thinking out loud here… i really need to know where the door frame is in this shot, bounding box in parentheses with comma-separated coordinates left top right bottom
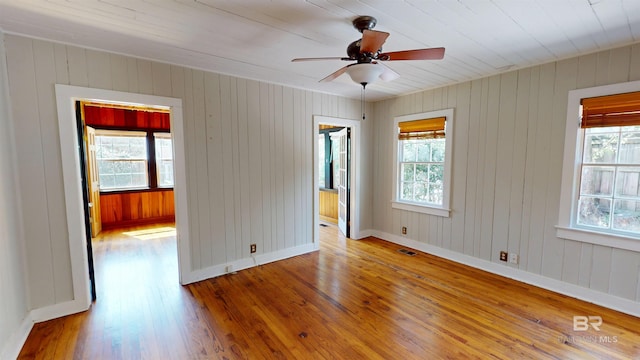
(55, 85, 190, 312)
(313, 115, 361, 245)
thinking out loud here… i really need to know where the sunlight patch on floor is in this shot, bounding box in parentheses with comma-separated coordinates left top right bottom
(122, 227, 176, 240)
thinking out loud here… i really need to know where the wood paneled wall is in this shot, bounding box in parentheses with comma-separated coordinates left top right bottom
(0, 31, 29, 360)
(319, 189, 338, 223)
(100, 190, 175, 229)
(84, 105, 170, 130)
(3, 34, 372, 310)
(372, 44, 640, 303)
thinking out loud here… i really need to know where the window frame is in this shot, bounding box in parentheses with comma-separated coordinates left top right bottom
(392, 108, 454, 217)
(154, 132, 175, 189)
(95, 129, 149, 191)
(318, 127, 344, 191)
(94, 128, 173, 193)
(557, 80, 640, 252)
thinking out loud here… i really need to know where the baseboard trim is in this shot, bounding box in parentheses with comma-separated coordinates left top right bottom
(181, 243, 318, 285)
(372, 230, 640, 318)
(354, 229, 375, 240)
(30, 299, 91, 323)
(1, 313, 33, 360)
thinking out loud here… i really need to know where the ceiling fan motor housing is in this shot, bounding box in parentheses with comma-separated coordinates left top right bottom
(347, 40, 378, 62)
(352, 16, 377, 33)
(347, 40, 382, 62)
(349, 16, 383, 62)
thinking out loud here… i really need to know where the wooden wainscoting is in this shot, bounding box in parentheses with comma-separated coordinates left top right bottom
(319, 188, 338, 223)
(100, 189, 174, 229)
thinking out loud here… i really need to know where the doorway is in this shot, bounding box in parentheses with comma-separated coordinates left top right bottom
(313, 116, 361, 246)
(317, 124, 350, 237)
(75, 100, 178, 300)
(55, 85, 190, 313)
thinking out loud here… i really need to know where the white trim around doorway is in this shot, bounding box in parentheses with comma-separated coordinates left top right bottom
(54, 85, 190, 319)
(313, 115, 362, 247)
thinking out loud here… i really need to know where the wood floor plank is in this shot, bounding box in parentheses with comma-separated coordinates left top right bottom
(18, 222, 640, 359)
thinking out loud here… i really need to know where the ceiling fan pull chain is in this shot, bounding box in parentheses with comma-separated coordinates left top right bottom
(361, 84, 366, 121)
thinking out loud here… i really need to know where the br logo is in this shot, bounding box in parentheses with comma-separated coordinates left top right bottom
(573, 316, 602, 331)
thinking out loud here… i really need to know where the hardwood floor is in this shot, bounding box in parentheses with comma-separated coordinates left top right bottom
(18, 223, 640, 359)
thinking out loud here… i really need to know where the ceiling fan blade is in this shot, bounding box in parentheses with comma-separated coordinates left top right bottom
(380, 47, 445, 61)
(319, 66, 349, 82)
(360, 30, 389, 54)
(373, 61, 400, 81)
(292, 57, 351, 62)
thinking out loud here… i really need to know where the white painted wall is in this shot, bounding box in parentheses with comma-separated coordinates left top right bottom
(3, 34, 372, 312)
(371, 44, 640, 308)
(0, 31, 30, 359)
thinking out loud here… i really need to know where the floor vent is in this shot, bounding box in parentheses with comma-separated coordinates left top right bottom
(398, 249, 417, 256)
(320, 224, 329, 227)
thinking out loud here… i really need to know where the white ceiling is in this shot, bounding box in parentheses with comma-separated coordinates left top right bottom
(0, 0, 638, 101)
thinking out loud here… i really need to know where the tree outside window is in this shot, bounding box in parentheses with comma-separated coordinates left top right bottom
(96, 132, 148, 190)
(95, 129, 173, 191)
(399, 139, 445, 205)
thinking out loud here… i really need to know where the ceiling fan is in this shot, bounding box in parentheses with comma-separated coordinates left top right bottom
(292, 16, 445, 88)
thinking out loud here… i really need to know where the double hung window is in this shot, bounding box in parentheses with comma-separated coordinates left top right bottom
(558, 83, 640, 251)
(96, 131, 148, 190)
(392, 109, 453, 217)
(95, 129, 174, 191)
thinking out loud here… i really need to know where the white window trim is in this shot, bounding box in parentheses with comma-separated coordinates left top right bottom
(154, 132, 175, 188)
(557, 80, 640, 252)
(392, 108, 454, 217)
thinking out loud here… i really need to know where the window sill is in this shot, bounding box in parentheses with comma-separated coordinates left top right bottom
(100, 187, 174, 195)
(392, 201, 450, 217)
(556, 226, 640, 252)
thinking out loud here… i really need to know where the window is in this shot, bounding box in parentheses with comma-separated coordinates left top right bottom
(154, 133, 174, 187)
(318, 127, 344, 190)
(578, 126, 640, 233)
(96, 131, 148, 190)
(558, 81, 640, 252)
(95, 129, 173, 191)
(392, 109, 453, 217)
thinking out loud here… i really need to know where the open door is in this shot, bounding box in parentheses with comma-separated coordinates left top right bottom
(335, 127, 350, 237)
(76, 101, 97, 301)
(85, 126, 102, 237)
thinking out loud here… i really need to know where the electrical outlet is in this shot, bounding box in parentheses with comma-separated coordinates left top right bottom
(250, 244, 257, 253)
(402, 226, 407, 235)
(509, 253, 519, 264)
(499, 251, 508, 262)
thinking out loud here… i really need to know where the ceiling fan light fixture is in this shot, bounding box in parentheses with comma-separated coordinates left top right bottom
(292, 15, 445, 88)
(345, 63, 384, 86)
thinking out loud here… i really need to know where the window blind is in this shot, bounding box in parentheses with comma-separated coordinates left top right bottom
(398, 117, 446, 140)
(581, 91, 640, 128)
